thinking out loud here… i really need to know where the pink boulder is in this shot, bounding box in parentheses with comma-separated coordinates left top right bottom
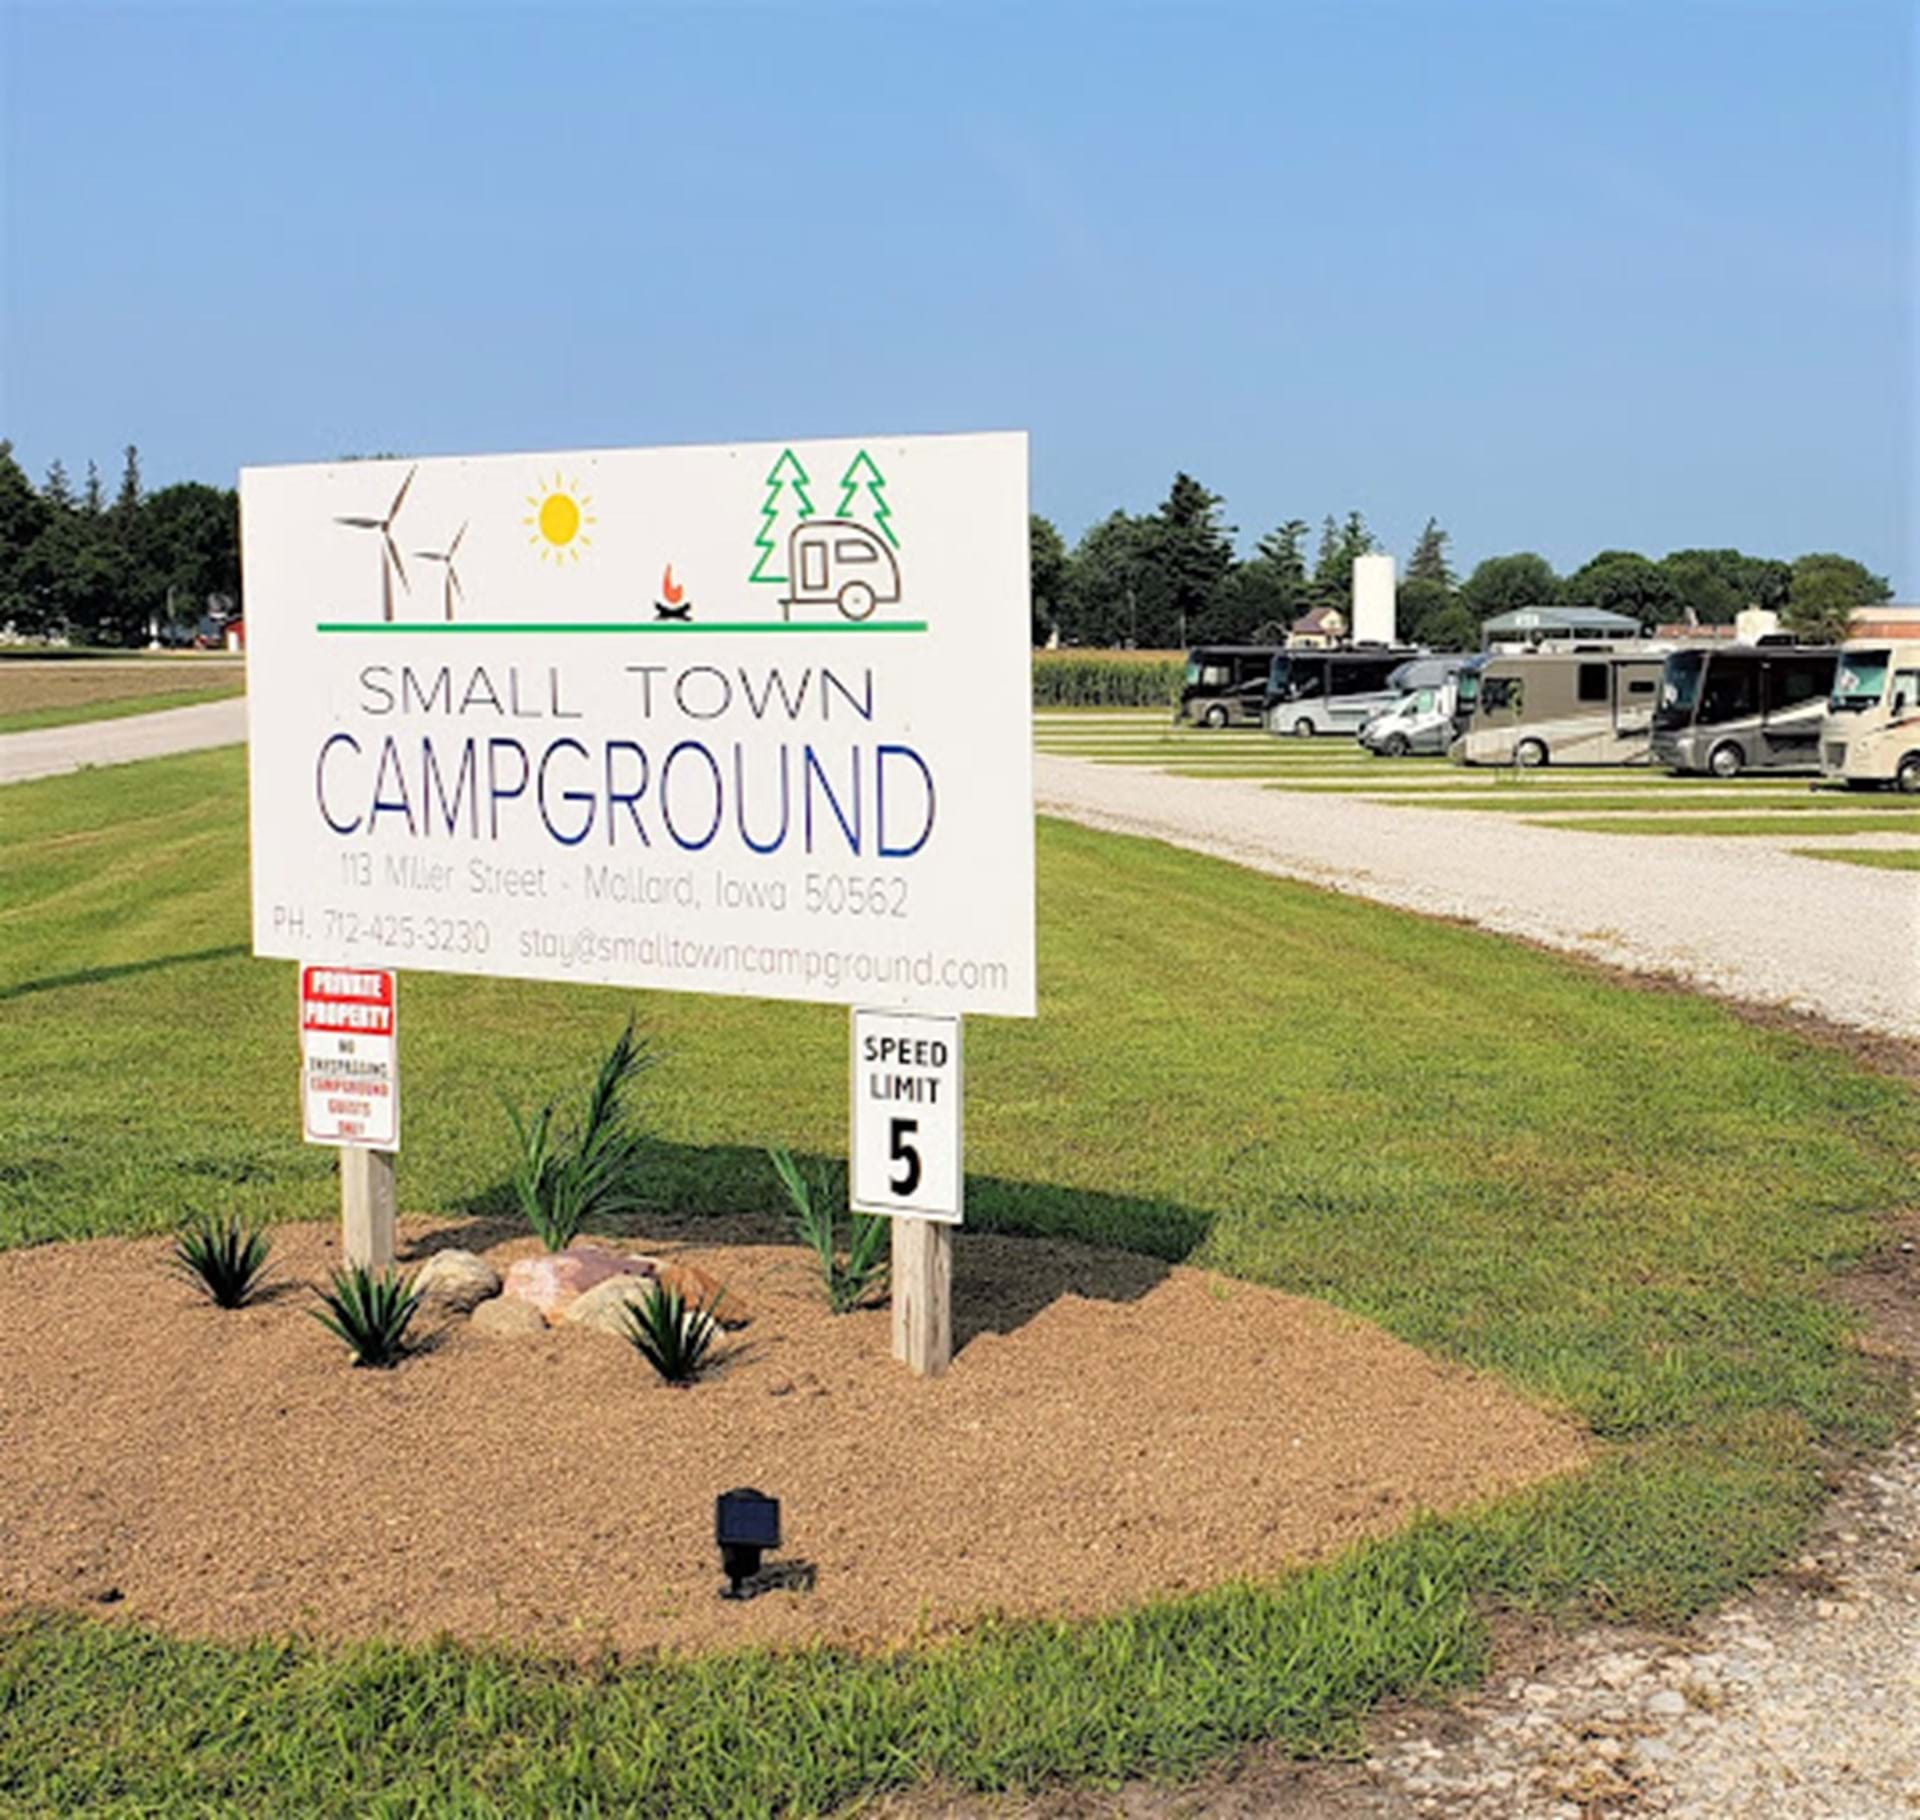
(501, 1246, 655, 1323)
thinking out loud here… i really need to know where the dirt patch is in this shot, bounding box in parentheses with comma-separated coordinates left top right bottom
(0, 1218, 1587, 1660)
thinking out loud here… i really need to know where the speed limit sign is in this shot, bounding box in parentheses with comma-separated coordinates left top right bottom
(850, 1009, 962, 1223)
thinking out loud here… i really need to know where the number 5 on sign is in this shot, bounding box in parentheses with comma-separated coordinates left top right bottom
(850, 1010, 961, 1222)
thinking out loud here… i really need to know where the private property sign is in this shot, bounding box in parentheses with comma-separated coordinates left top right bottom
(242, 435, 1036, 1018)
(301, 966, 398, 1148)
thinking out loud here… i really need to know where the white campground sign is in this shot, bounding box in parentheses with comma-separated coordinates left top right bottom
(242, 434, 1035, 1018)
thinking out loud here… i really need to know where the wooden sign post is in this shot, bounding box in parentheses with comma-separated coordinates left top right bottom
(340, 1146, 397, 1272)
(852, 1009, 962, 1378)
(890, 1218, 953, 1377)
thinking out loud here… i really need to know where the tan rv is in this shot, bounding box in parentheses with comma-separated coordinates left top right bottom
(1450, 648, 1669, 767)
(1819, 639, 1920, 792)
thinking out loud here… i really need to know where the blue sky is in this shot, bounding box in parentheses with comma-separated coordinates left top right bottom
(2, 1, 1912, 587)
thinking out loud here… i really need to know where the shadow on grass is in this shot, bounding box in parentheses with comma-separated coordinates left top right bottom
(0, 944, 250, 1003)
(403, 1137, 1216, 1354)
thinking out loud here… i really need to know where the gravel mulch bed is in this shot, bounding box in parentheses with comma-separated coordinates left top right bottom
(0, 1216, 1586, 1660)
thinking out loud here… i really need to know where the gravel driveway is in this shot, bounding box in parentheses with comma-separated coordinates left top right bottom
(1037, 754, 1920, 1039)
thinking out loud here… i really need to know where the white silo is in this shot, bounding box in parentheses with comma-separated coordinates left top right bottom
(1352, 552, 1396, 645)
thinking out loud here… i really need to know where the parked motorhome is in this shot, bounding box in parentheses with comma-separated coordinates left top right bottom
(1264, 645, 1424, 737)
(1178, 645, 1280, 726)
(1650, 645, 1837, 776)
(1819, 640, 1920, 792)
(1450, 648, 1668, 766)
(1450, 654, 1490, 740)
(1357, 656, 1476, 757)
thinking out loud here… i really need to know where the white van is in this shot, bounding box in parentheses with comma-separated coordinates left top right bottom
(1358, 656, 1474, 758)
(1819, 640, 1920, 792)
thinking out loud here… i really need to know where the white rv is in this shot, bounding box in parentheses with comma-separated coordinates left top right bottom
(1819, 640, 1920, 792)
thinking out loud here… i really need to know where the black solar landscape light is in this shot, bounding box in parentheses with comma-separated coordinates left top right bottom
(715, 1487, 781, 1599)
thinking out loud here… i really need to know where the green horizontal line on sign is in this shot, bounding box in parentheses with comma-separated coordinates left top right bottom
(314, 621, 930, 635)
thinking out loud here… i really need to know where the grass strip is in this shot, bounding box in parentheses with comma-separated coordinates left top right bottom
(1330, 794, 1904, 817)
(0, 684, 244, 735)
(1534, 814, 1920, 837)
(1786, 847, 1920, 871)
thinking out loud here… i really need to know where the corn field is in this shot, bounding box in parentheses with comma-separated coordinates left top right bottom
(1032, 650, 1184, 708)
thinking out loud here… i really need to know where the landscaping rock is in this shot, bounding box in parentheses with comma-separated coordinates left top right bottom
(653, 1261, 751, 1327)
(411, 1248, 501, 1312)
(468, 1296, 548, 1338)
(500, 1246, 654, 1322)
(562, 1274, 659, 1338)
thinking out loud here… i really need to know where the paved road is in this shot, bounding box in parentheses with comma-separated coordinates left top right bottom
(0, 697, 249, 785)
(1037, 753, 1920, 1038)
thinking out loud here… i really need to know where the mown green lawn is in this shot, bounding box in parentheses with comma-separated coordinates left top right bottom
(1348, 793, 1918, 817)
(1789, 847, 1920, 871)
(0, 683, 244, 734)
(2, 745, 1915, 1817)
(1538, 814, 1920, 837)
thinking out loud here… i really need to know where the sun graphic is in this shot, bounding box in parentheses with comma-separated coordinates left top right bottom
(523, 473, 595, 564)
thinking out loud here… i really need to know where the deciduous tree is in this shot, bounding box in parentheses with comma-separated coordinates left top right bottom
(1459, 552, 1559, 620)
(1029, 514, 1068, 645)
(1783, 553, 1891, 644)
(1561, 550, 1682, 630)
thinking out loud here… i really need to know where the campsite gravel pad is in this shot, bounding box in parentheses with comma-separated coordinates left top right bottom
(0, 1217, 1585, 1658)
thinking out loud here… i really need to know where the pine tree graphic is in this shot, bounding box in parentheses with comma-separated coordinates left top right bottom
(749, 448, 815, 585)
(836, 449, 898, 549)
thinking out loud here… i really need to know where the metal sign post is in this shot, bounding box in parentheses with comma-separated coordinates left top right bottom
(851, 1008, 962, 1377)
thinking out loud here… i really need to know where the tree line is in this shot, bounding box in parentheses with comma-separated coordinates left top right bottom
(1031, 473, 1894, 650)
(0, 443, 1893, 650)
(0, 442, 240, 644)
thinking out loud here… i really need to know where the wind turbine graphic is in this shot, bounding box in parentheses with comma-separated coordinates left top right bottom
(414, 522, 468, 622)
(334, 466, 417, 621)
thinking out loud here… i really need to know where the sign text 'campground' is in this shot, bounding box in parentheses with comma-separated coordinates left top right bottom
(243, 435, 1035, 1017)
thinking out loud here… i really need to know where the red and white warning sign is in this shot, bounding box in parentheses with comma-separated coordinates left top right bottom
(300, 966, 399, 1149)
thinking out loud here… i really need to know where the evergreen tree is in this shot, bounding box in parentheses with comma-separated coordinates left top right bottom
(1213, 518, 1312, 641)
(82, 460, 104, 515)
(1258, 519, 1311, 586)
(1131, 472, 1237, 647)
(1406, 517, 1455, 588)
(1312, 515, 1341, 595)
(0, 442, 52, 631)
(43, 459, 74, 511)
(114, 445, 142, 522)
(1310, 510, 1377, 614)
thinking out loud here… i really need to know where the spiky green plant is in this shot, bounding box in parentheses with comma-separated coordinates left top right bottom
(769, 1147, 889, 1314)
(171, 1213, 272, 1308)
(311, 1265, 422, 1369)
(507, 1018, 657, 1251)
(621, 1282, 722, 1385)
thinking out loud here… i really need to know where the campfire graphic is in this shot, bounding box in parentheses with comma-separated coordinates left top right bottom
(655, 564, 692, 622)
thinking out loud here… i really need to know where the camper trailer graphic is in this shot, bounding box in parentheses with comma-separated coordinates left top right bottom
(781, 519, 903, 623)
